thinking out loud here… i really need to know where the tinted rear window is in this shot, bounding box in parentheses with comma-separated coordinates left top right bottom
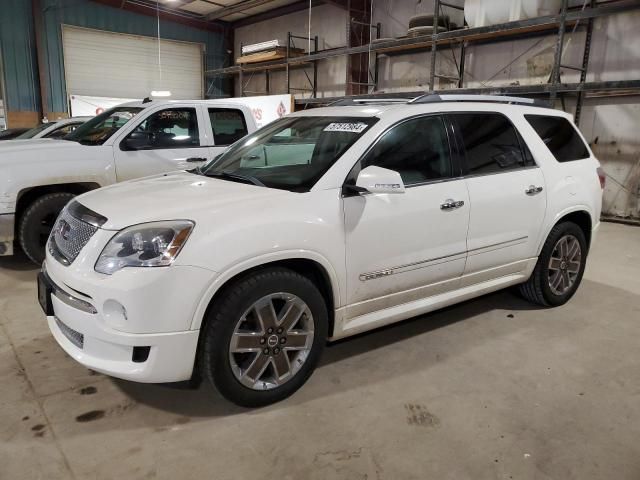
(525, 114, 589, 162)
(452, 113, 533, 175)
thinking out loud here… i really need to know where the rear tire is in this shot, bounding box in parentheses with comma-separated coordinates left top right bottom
(199, 267, 328, 407)
(18, 192, 75, 264)
(518, 221, 587, 307)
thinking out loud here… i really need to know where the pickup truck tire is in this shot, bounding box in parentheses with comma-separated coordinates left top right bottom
(18, 192, 75, 264)
(200, 267, 328, 407)
(518, 221, 587, 307)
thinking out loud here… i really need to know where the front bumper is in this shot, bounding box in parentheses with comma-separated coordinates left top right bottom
(0, 213, 15, 256)
(43, 246, 215, 382)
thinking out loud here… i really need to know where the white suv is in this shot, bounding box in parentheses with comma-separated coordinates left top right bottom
(38, 95, 604, 407)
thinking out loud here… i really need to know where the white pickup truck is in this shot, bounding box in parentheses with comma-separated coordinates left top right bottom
(0, 99, 256, 263)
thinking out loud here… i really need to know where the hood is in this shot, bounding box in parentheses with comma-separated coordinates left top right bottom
(0, 139, 83, 161)
(76, 171, 290, 230)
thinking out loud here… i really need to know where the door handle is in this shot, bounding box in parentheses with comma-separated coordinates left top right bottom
(185, 157, 207, 163)
(440, 199, 465, 210)
(525, 185, 544, 195)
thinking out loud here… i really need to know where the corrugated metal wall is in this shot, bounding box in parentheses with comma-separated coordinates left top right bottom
(0, 0, 230, 119)
(0, 0, 40, 112)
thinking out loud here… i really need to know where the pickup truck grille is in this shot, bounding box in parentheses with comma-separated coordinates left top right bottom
(49, 202, 104, 265)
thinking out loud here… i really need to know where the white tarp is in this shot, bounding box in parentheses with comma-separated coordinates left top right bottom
(69, 94, 137, 117)
(213, 94, 293, 128)
(70, 93, 294, 128)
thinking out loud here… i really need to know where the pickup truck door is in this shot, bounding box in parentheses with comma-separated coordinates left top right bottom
(113, 105, 211, 181)
(205, 107, 251, 163)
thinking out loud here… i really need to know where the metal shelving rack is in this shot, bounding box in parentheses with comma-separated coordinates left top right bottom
(206, 0, 640, 124)
(236, 32, 319, 96)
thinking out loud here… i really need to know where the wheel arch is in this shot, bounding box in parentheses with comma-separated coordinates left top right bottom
(15, 183, 101, 230)
(190, 252, 341, 337)
(539, 207, 594, 254)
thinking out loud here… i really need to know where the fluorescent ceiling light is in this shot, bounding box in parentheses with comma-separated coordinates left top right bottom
(151, 90, 172, 97)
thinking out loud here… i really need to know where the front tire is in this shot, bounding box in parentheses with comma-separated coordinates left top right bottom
(199, 267, 328, 407)
(18, 192, 75, 264)
(519, 221, 588, 306)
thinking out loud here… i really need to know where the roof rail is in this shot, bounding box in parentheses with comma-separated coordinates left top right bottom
(329, 98, 410, 106)
(409, 93, 550, 107)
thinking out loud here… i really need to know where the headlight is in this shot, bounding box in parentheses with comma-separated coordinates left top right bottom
(95, 221, 194, 275)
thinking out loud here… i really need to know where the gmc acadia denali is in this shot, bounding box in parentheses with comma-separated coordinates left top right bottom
(38, 95, 604, 407)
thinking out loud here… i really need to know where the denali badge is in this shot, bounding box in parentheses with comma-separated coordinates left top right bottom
(359, 269, 394, 281)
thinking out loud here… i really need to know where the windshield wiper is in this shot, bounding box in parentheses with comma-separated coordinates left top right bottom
(205, 170, 265, 187)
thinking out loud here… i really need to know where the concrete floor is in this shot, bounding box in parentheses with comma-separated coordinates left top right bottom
(1, 222, 639, 480)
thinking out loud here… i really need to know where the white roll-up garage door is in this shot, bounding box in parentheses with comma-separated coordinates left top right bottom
(62, 25, 203, 100)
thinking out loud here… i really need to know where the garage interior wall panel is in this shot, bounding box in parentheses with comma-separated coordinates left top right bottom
(62, 26, 203, 100)
(0, 0, 40, 116)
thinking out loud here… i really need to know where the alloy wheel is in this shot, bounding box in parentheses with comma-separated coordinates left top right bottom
(229, 293, 314, 390)
(548, 234, 582, 295)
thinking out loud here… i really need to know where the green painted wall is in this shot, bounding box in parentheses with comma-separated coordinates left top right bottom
(0, 0, 41, 112)
(0, 0, 230, 115)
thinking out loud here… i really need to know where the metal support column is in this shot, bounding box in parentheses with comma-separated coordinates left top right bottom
(373, 22, 381, 92)
(286, 32, 291, 94)
(428, 0, 440, 92)
(550, 0, 568, 103)
(313, 35, 319, 97)
(575, 0, 596, 126)
(457, 41, 466, 88)
(265, 69, 270, 95)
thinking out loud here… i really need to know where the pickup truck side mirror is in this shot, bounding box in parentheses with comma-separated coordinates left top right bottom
(122, 132, 154, 151)
(353, 165, 406, 194)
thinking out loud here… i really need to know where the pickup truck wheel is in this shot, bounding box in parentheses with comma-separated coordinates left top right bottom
(200, 267, 328, 407)
(18, 192, 75, 264)
(518, 222, 587, 307)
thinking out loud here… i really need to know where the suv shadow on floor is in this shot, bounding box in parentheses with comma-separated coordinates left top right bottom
(112, 287, 547, 417)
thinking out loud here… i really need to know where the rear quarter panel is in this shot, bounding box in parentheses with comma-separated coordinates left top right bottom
(511, 108, 602, 253)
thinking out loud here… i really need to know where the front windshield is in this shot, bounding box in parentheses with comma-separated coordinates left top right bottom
(16, 123, 52, 139)
(199, 116, 378, 192)
(64, 107, 143, 145)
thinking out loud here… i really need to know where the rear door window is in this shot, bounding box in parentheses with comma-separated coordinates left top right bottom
(209, 108, 248, 146)
(452, 113, 533, 175)
(525, 114, 589, 162)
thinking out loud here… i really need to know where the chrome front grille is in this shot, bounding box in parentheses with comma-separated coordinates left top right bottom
(49, 203, 101, 265)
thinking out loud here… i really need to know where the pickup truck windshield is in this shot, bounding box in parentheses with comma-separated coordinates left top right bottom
(64, 107, 143, 145)
(199, 116, 378, 192)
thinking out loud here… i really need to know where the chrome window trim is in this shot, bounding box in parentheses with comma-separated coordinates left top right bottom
(462, 165, 541, 180)
(342, 110, 544, 196)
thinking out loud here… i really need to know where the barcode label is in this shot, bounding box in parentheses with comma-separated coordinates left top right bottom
(323, 122, 368, 133)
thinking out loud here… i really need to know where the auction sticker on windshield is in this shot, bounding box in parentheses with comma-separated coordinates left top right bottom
(323, 122, 368, 133)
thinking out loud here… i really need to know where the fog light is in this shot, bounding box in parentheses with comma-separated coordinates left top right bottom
(132, 346, 150, 363)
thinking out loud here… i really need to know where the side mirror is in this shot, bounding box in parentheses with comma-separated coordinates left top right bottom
(355, 165, 405, 194)
(122, 132, 153, 151)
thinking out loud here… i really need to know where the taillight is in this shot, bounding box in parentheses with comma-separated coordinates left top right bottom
(597, 166, 606, 189)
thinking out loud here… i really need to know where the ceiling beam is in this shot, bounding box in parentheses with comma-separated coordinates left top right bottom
(206, 0, 283, 21)
(91, 0, 230, 32)
(232, 0, 325, 27)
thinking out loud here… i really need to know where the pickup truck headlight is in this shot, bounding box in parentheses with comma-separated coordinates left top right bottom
(95, 221, 194, 275)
